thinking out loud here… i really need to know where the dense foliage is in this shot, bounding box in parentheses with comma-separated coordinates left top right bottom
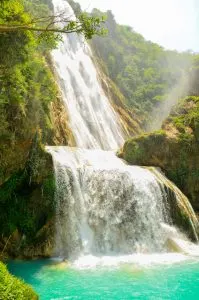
(0, 0, 106, 37)
(0, 262, 38, 299)
(0, 0, 105, 156)
(0, 0, 57, 156)
(0, 1, 58, 292)
(91, 10, 197, 124)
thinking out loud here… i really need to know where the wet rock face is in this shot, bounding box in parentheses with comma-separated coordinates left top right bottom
(0, 140, 57, 259)
(150, 168, 199, 242)
(1, 222, 55, 259)
(0, 90, 74, 259)
(121, 96, 199, 213)
(21, 220, 55, 259)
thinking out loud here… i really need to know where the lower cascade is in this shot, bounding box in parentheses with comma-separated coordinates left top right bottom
(47, 146, 199, 264)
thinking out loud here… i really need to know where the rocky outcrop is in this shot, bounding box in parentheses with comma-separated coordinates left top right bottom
(120, 96, 199, 212)
(50, 96, 75, 146)
(21, 219, 55, 259)
(100, 75, 143, 137)
(150, 168, 199, 241)
(92, 53, 143, 138)
(0, 137, 56, 258)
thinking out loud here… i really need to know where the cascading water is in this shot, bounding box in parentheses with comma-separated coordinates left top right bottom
(47, 147, 171, 259)
(52, 0, 124, 150)
(47, 0, 199, 265)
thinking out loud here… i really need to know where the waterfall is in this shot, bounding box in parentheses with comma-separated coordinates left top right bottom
(47, 0, 199, 264)
(47, 147, 170, 258)
(52, 0, 124, 150)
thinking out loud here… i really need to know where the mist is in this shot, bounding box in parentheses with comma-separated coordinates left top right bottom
(76, 0, 198, 132)
(147, 59, 194, 131)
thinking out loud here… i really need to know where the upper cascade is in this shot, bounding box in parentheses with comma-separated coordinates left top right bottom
(52, 0, 124, 150)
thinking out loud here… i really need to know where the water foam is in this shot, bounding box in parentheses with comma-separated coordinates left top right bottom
(47, 147, 171, 259)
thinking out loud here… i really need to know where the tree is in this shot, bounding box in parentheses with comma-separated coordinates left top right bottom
(0, 13, 106, 39)
(0, 0, 106, 39)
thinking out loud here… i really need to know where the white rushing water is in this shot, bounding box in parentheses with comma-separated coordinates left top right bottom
(52, 0, 124, 150)
(47, 0, 199, 267)
(47, 147, 170, 259)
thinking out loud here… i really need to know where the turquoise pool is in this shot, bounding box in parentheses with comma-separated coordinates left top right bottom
(8, 255, 199, 300)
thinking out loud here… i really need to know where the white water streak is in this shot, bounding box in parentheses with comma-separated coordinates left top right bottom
(47, 147, 170, 259)
(52, 0, 124, 150)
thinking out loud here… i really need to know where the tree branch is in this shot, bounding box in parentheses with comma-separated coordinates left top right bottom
(0, 24, 81, 34)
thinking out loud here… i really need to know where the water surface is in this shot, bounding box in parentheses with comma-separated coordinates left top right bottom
(8, 256, 199, 300)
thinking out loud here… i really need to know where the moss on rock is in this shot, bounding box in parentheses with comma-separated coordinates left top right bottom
(121, 96, 199, 212)
(0, 134, 56, 258)
(90, 51, 143, 138)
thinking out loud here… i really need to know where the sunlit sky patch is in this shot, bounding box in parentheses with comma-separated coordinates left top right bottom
(76, 0, 199, 52)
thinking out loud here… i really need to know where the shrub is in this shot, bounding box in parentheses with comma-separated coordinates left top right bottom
(0, 262, 38, 299)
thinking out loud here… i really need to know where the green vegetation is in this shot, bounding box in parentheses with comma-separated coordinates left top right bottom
(91, 7, 199, 210)
(121, 96, 199, 211)
(0, 262, 38, 299)
(0, 132, 56, 258)
(0, 0, 106, 38)
(0, 0, 107, 183)
(0, 0, 56, 260)
(91, 10, 198, 124)
(0, 166, 55, 240)
(0, 0, 58, 185)
(0, 0, 107, 257)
